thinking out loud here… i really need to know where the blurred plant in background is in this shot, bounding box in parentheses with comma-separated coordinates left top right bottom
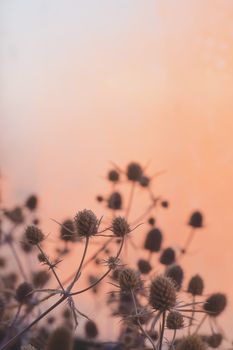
(0, 162, 231, 350)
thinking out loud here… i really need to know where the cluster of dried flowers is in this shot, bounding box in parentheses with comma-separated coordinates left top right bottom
(0, 162, 231, 350)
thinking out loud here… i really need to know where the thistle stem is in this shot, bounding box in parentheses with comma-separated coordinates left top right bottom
(158, 311, 166, 350)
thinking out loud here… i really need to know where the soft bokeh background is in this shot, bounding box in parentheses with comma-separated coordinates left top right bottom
(1, 0, 233, 338)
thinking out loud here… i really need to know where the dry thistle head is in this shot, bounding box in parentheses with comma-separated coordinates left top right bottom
(188, 211, 204, 228)
(148, 217, 156, 226)
(149, 275, 176, 312)
(45, 327, 73, 350)
(188, 274, 204, 296)
(139, 175, 150, 187)
(206, 333, 223, 348)
(159, 247, 176, 265)
(204, 293, 227, 317)
(84, 320, 98, 339)
(108, 169, 120, 182)
(16, 282, 33, 304)
(118, 268, 142, 292)
(60, 219, 75, 242)
(165, 264, 184, 291)
(177, 335, 207, 350)
(25, 225, 44, 245)
(112, 216, 130, 237)
(74, 209, 98, 237)
(25, 195, 38, 211)
(161, 200, 169, 208)
(144, 228, 163, 252)
(166, 311, 184, 330)
(107, 192, 122, 210)
(4, 206, 24, 224)
(126, 162, 143, 181)
(137, 259, 152, 275)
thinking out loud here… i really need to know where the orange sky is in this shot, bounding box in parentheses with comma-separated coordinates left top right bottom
(1, 0, 233, 338)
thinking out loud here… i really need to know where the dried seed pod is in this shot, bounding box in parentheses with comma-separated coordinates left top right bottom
(74, 209, 98, 237)
(126, 162, 143, 181)
(32, 270, 50, 288)
(25, 226, 44, 245)
(16, 282, 33, 304)
(45, 327, 73, 350)
(149, 275, 176, 312)
(96, 195, 104, 202)
(21, 239, 33, 253)
(159, 247, 176, 265)
(204, 293, 227, 317)
(118, 268, 142, 292)
(165, 264, 184, 291)
(166, 311, 184, 330)
(148, 217, 156, 226)
(139, 175, 150, 187)
(112, 217, 130, 237)
(206, 333, 223, 348)
(108, 169, 120, 182)
(60, 219, 75, 242)
(177, 335, 207, 350)
(188, 211, 203, 228)
(137, 259, 152, 275)
(25, 195, 38, 211)
(84, 320, 98, 339)
(161, 200, 169, 208)
(188, 275, 204, 296)
(4, 207, 24, 224)
(107, 192, 122, 210)
(144, 228, 163, 252)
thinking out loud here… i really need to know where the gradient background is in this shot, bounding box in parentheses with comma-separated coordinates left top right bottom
(1, 0, 233, 338)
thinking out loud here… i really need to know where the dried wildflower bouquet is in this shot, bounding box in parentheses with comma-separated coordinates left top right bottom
(0, 162, 230, 350)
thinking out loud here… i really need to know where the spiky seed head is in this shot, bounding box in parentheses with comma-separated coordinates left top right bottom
(206, 333, 223, 348)
(112, 217, 130, 237)
(32, 271, 50, 288)
(204, 293, 227, 317)
(177, 335, 207, 350)
(166, 311, 184, 330)
(21, 239, 33, 253)
(144, 228, 163, 252)
(148, 217, 156, 226)
(137, 259, 152, 275)
(107, 192, 122, 210)
(60, 219, 75, 242)
(118, 268, 142, 292)
(4, 207, 24, 224)
(25, 226, 44, 245)
(74, 209, 98, 237)
(149, 275, 176, 311)
(108, 169, 120, 182)
(46, 327, 73, 350)
(37, 252, 47, 263)
(25, 195, 38, 211)
(16, 282, 33, 304)
(159, 247, 176, 265)
(188, 211, 204, 228)
(161, 200, 169, 208)
(139, 175, 150, 187)
(84, 320, 98, 339)
(126, 162, 143, 181)
(165, 264, 184, 291)
(188, 275, 204, 296)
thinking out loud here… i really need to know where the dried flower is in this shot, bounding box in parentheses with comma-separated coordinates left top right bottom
(165, 264, 184, 291)
(148, 217, 156, 226)
(159, 247, 176, 265)
(25, 226, 44, 245)
(161, 200, 169, 208)
(118, 268, 142, 292)
(137, 259, 152, 274)
(177, 335, 207, 350)
(126, 162, 143, 181)
(25, 195, 38, 211)
(60, 219, 75, 242)
(32, 270, 50, 288)
(107, 192, 122, 210)
(108, 169, 120, 182)
(166, 311, 184, 330)
(139, 175, 150, 187)
(16, 282, 33, 304)
(188, 275, 204, 296)
(188, 211, 204, 228)
(206, 333, 223, 348)
(204, 293, 227, 317)
(149, 275, 176, 312)
(4, 207, 24, 224)
(144, 228, 163, 252)
(84, 320, 98, 339)
(74, 209, 98, 237)
(112, 217, 130, 237)
(45, 327, 73, 350)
